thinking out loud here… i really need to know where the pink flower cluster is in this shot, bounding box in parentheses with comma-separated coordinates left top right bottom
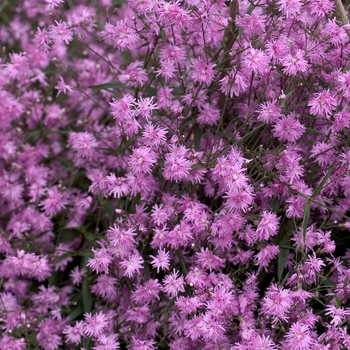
(1, 0, 350, 349)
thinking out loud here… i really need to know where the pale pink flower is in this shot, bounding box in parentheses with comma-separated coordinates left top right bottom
(84, 311, 108, 337)
(120, 253, 144, 278)
(163, 269, 185, 298)
(256, 211, 280, 240)
(150, 249, 170, 273)
(282, 50, 308, 76)
(49, 20, 73, 45)
(273, 113, 306, 142)
(191, 59, 216, 85)
(255, 245, 280, 271)
(308, 90, 337, 118)
(284, 321, 313, 349)
(277, 0, 302, 18)
(55, 76, 72, 95)
(63, 321, 85, 344)
(242, 48, 270, 75)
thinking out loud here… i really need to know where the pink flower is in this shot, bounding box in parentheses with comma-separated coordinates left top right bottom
(132, 279, 162, 303)
(49, 20, 73, 45)
(252, 335, 278, 349)
(112, 20, 138, 49)
(219, 70, 249, 97)
(325, 304, 350, 326)
(163, 269, 185, 298)
(236, 13, 266, 37)
(256, 211, 280, 240)
(282, 50, 308, 76)
(63, 321, 85, 344)
(39, 186, 67, 217)
(273, 113, 306, 142)
(195, 248, 225, 271)
(87, 246, 112, 274)
(84, 311, 108, 337)
(150, 249, 170, 273)
(128, 146, 157, 174)
(198, 312, 226, 342)
(45, 0, 64, 10)
(163, 146, 192, 182)
(284, 321, 313, 350)
(242, 48, 270, 75)
(0, 335, 25, 350)
(109, 94, 136, 124)
(175, 296, 202, 315)
(324, 19, 348, 47)
(277, 0, 302, 18)
(310, 0, 334, 18)
(258, 100, 282, 123)
(93, 333, 120, 350)
(106, 174, 129, 198)
(141, 123, 168, 148)
(120, 253, 144, 278)
(224, 186, 255, 213)
(255, 245, 280, 271)
(191, 59, 216, 85)
(261, 284, 293, 323)
(68, 132, 98, 159)
(155, 59, 177, 81)
(338, 71, 350, 98)
(129, 336, 156, 350)
(55, 76, 72, 95)
(308, 90, 337, 118)
(91, 274, 117, 302)
(134, 97, 158, 120)
(197, 102, 221, 126)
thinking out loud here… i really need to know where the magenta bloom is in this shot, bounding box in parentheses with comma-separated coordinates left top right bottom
(163, 269, 185, 298)
(242, 48, 270, 75)
(273, 113, 306, 142)
(284, 321, 313, 350)
(256, 211, 280, 240)
(308, 89, 337, 118)
(282, 50, 308, 76)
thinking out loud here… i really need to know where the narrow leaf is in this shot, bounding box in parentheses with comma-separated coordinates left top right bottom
(89, 82, 133, 90)
(302, 199, 311, 241)
(176, 249, 187, 276)
(82, 279, 92, 313)
(312, 165, 335, 198)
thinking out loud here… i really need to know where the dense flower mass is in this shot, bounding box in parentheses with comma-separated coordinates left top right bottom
(1, 0, 350, 349)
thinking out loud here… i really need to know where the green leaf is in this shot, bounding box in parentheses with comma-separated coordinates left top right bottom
(245, 2, 255, 14)
(53, 251, 76, 264)
(79, 250, 94, 258)
(82, 278, 92, 313)
(312, 165, 335, 198)
(194, 124, 202, 151)
(57, 228, 79, 243)
(306, 127, 324, 135)
(302, 199, 311, 241)
(271, 197, 280, 212)
(172, 87, 185, 96)
(278, 88, 296, 107)
(143, 260, 151, 280)
(277, 221, 291, 281)
(104, 201, 115, 223)
(160, 29, 167, 44)
(27, 332, 39, 347)
(143, 86, 157, 97)
(278, 246, 289, 282)
(69, 305, 84, 320)
(176, 249, 187, 276)
(89, 82, 133, 90)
